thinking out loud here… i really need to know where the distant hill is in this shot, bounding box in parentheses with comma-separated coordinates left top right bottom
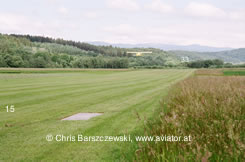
(169, 49, 245, 64)
(1, 33, 243, 68)
(89, 41, 245, 63)
(89, 42, 233, 52)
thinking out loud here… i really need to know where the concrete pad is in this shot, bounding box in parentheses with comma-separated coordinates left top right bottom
(62, 113, 103, 121)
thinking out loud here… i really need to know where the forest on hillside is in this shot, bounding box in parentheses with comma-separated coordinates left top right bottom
(0, 34, 179, 68)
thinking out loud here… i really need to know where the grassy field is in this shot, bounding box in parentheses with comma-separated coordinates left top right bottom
(0, 69, 193, 161)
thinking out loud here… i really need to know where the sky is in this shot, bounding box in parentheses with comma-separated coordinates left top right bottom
(0, 0, 245, 48)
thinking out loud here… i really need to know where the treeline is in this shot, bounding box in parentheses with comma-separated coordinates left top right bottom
(223, 63, 245, 68)
(0, 34, 129, 68)
(0, 52, 129, 68)
(72, 57, 128, 68)
(187, 59, 224, 68)
(11, 34, 128, 57)
(186, 59, 245, 68)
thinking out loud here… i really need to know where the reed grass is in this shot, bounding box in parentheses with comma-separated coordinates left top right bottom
(135, 72, 245, 161)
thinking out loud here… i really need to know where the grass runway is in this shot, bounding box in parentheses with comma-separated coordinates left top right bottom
(0, 69, 193, 161)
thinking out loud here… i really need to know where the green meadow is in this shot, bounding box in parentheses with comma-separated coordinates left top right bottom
(0, 69, 193, 161)
(223, 70, 245, 76)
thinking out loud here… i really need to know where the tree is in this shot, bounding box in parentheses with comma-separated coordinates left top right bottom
(187, 59, 224, 68)
(31, 57, 47, 68)
(0, 55, 7, 67)
(11, 56, 24, 67)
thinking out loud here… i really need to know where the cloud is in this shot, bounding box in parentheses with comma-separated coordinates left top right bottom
(101, 22, 245, 48)
(46, 0, 58, 4)
(106, 0, 140, 11)
(103, 24, 137, 35)
(83, 11, 98, 19)
(229, 10, 245, 20)
(58, 7, 69, 15)
(185, 2, 226, 18)
(0, 13, 66, 37)
(1, 1, 245, 49)
(0, 14, 29, 32)
(146, 0, 174, 14)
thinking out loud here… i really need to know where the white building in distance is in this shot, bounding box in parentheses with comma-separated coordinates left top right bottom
(181, 56, 190, 63)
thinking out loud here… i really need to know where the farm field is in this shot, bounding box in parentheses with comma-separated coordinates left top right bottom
(0, 69, 193, 161)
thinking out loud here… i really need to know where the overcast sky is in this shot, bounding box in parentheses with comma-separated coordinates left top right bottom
(0, 0, 245, 48)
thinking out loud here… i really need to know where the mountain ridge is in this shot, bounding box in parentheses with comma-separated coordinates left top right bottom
(169, 48, 245, 64)
(88, 41, 233, 52)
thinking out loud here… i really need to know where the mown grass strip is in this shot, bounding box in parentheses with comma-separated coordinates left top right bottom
(0, 69, 193, 161)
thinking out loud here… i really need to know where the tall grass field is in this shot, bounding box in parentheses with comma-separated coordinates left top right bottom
(134, 70, 245, 161)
